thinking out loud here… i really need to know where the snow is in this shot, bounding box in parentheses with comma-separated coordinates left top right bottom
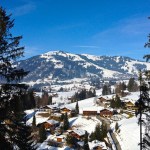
(113, 117, 140, 150)
(72, 128, 86, 136)
(69, 116, 100, 134)
(89, 140, 107, 150)
(82, 54, 102, 61)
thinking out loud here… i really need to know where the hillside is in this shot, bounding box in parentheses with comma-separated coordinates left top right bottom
(15, 50, 150, 87)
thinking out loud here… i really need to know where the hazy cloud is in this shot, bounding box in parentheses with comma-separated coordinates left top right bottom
(73, 45, 100, 48)
(10, 2, 36, 17)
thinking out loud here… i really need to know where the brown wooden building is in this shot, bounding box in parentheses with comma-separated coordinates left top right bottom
(44, 119, 59, 130)
(83, 110, 97, 116)
(69, 129, 86, 140)
(100, 109, 113, 118)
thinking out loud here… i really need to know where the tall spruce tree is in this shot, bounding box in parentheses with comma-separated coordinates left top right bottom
(75, 100, 79, 114)
(135, 19, 150, 149)
(63, 112, 69, 130)
(0, 7, 34, 149)
(83, 131, 90, 150)
(39, 124, 47, 143)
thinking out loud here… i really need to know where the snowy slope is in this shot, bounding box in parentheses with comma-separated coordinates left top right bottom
(15, 50, 150, 88)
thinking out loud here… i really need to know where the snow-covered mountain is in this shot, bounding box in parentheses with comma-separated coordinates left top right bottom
(16, 50, 150, 85)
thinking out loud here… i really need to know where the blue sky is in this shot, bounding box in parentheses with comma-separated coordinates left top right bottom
(1, 0, 150, 60)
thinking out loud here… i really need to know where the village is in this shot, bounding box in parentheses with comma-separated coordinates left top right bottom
(25, 83, 140, 150)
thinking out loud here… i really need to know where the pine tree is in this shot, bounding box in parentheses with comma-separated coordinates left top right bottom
(48, 96, 52, 105)
(95, 123, 102, 141)
(63, 112, 69, 130)
(115, 94, 122, 108)
(101, 121, 107, 139)
(83, 131, 90, 150)
(32, 115, 36, 128)
(89, 131, 96, 142)
(0, 6, 34, 149)
(66, 134, 75, 147)
(135, 70, 150, 150)
(128, 78, 139, 92)
(75, 100, 79, 114)
(115, 122, 119, 132)
(39, 124, 47, 143)
(102, 84, 111, 95)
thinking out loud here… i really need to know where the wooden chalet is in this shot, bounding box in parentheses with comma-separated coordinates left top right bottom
(98, 97, 107, 103)
(44, 119, 59, 130)
(100, 109, 113, 118)
(82, 107, 103, 116)
(89, 140, 107, 150)
(60, 106, 75, 117)
(56, 135, 66, 143)
(125, 101, 137, 110)
(83, 110, 97, 116)
(69, 128, 86, 140)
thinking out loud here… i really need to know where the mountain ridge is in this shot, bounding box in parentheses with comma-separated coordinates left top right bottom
(15, 50, 150, 87)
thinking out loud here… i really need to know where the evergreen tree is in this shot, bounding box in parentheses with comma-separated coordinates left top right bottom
(101, 121, 107, 139)
(83, 131, 90, 150)
(63, 113, 69, 130)
(115, 94, 122, 108)
(48, 96, 52, 105)
(128, 78, 139, 92)
(135, 70, 150, 150)
(75, 100, 79, 114)
(102, 84, 111, 95)
(32, 115, 36, 128)
(0, 6, 34, 149)
(95, 123, 102, 141)
(110, 98, 116, 108)
(115, 122, 119, 132)
(89, 131, 96, 142)
(66, 134, 75, 147)
(39, 124, 47, 143)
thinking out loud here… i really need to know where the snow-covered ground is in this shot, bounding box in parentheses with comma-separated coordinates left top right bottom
(69, 116, 101, 134)
(111, 117, 140, 150)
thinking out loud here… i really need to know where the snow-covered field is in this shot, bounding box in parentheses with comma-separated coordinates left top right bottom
(114, 117, 140, 150)
(69, 116, 100, 134)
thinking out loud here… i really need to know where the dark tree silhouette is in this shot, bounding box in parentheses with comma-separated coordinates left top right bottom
(135, 22, 150, 150)
(0, 7, 35, 149)
(63, 112, 69, 130)
(83, 131, 90, 150)
(39, 124, 47, 143)
(75, 100, 79, 114)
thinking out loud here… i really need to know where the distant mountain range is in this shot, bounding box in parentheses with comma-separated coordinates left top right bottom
(15, 50, 150, 86)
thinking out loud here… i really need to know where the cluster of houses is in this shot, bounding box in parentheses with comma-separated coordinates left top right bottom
(27, 93, 138, 149)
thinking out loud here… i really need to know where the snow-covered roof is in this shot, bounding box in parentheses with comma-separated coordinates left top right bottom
(89, 140, 107, 150)
(72, 128, 86, 136)
(46, 119, 59, 125)
(82, 106, 103, 113)
(60, 105, 75, 110)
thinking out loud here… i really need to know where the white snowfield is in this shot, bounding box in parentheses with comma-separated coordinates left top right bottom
(114, 117, 140, 150)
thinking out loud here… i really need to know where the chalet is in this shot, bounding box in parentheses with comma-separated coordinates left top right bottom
(56, 135, 66, 143)
(83, 110, 97, 116)
(97, 97, 107, 103)
(125, 101, 137, 110)
(89, 140, 107, 150)
(39, 105, 51, 113)
(82, 107, 103, 116)
(44, 119, 59, 130)
(39, 105, 60, 113)
(100, 109, 113, 118)
(69, 128, 86, 140)
(60, 106, 75, 116)
(51, 113, 62, 121)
